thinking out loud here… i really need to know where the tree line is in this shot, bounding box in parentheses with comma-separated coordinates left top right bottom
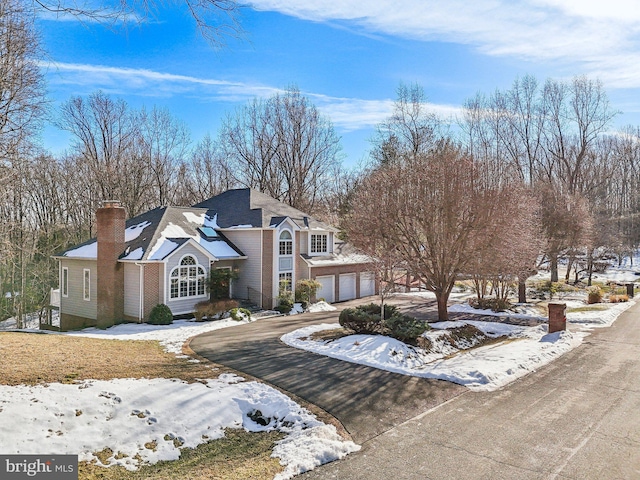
(3, 0, 640, 324)
(348, 80, 638, 320)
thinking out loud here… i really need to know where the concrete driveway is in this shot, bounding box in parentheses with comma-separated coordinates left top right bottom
(189, 298, 466, 443)
(301, 300, 640, 479)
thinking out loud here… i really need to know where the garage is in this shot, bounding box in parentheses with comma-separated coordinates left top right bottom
(339, 273, 357, 301)
(315, 275, 335, 303)
(360, 272, 376, 298)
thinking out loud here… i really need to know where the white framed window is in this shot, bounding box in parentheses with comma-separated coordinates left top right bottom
(83, 269, 90, 301)
(279, 272, 293, 292)
(62, 267, 69, 297)
(279, 230, 293, 255)
(310, 234, 328, 254)
(279, 257, 293, 271)
(170, 255, 206, 300)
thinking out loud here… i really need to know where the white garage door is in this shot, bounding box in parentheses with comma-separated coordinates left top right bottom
(315, 275, 335, 303)
(339, 273, 357, 301)
(360, 272, 376, 298)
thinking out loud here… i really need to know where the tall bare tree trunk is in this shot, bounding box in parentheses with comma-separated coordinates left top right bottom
(435, 291, 449, 321)
(550, 254, 559, 282)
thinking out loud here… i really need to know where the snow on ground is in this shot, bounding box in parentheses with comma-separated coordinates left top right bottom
(1, 313, 360, 478)
(449, 299, 635, 329)
(281, 299, 635, 392)
(0, 374, 359, 478)
(449, 302, 544, 320)
(307, 301, 337, 313)
(64, 317, 251, 355)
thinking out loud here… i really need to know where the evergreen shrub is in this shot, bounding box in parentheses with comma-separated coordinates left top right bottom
(148, 304, 173, 325)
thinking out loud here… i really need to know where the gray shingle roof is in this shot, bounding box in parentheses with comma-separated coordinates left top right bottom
(57, 206, 245, 261)
(57, 188, 338, 260)
(194, 188, 337, 232)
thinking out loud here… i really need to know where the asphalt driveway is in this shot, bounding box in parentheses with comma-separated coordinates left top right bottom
(189, 298, 466, 443)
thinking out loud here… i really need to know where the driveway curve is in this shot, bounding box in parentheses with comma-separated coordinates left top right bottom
(189, 299, 466, 443)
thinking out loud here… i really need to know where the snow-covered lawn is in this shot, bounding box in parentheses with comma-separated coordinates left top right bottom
(0, 311, 359, 479)
(281, 300, 635, 392)
(0, 374, 358, 479)
(65, 316, 251, 355)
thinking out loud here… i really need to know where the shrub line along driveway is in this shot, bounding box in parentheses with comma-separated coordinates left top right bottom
(189, 297, 466, 444)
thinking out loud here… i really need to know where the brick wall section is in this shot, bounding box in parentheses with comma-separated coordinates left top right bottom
(262, 231, 273, 309)
(96, 203, 126, 329)
(143, 263, 161, 320)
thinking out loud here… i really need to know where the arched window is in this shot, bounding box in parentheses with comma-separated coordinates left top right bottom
(279, 230, 293, 255)
(170, 255, 206, 299)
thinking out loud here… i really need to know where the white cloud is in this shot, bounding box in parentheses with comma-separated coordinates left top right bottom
(247, 0, 640, 89)
(310, 94, 461, 132)
(40, 61, 459, 132)
(40, 61, 281, 99)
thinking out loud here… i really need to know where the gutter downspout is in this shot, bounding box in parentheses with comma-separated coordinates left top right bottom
(135, 263, 144, 323)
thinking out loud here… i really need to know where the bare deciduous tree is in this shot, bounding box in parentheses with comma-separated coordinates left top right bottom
(371, 83, 442, 166)
(351, 143, 511, 321)
(33, 0, 242, 46)
(0, 0, 45, 165)
(218, 86, 343, 213)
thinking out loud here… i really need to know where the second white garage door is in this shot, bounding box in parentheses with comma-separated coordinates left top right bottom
(359, 272, 376, 298)
(339, 273, 357, 301)
(315, 275, 335, 303)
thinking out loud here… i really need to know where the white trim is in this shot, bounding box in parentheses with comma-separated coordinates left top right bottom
(309, 232, 330, 255)
(168, 254, 207, 302)
(135, 262, 145, 322)
(213, 265, 234, 298)
(83, 268, 91, 301)
(61, 266, 69, 298)
(162, 262, 167, 305)
(166, 238, 218, 263)
(259, 229, 263, 300)
(276, 227, 295, 299)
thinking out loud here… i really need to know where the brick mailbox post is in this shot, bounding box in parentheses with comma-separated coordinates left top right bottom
(548, 303, 567, 334)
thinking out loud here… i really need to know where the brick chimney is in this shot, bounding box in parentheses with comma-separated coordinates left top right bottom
(96, 200, 125, 329)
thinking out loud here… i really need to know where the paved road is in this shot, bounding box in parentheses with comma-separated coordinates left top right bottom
(190, 299, 466, 443)
(302, 301, 640, 479)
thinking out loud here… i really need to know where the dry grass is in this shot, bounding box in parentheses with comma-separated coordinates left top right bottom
(0, 332, 228, 386)
(78, 429, 285, 480)
(1, 332, 287, 479)
(305, 327, 350, 342)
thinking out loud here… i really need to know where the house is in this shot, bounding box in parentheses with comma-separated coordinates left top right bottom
(52, 188, 377, 331)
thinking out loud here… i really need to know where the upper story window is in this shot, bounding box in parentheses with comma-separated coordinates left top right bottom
(279, 230, 293, 255)
(310, 234, 328, 254)
(170, 255, 206, 299)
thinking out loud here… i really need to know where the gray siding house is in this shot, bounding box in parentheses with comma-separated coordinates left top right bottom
(53, 189, 376, 331)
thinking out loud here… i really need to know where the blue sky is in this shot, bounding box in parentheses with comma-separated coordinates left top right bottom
(37, 0, 640, 166)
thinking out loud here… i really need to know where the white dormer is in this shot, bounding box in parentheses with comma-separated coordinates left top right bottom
(309, 230, 332, 256)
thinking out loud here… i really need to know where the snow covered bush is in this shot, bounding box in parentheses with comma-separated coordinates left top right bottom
(230, 307, 252, 321)
(148, 304, 173, 325)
